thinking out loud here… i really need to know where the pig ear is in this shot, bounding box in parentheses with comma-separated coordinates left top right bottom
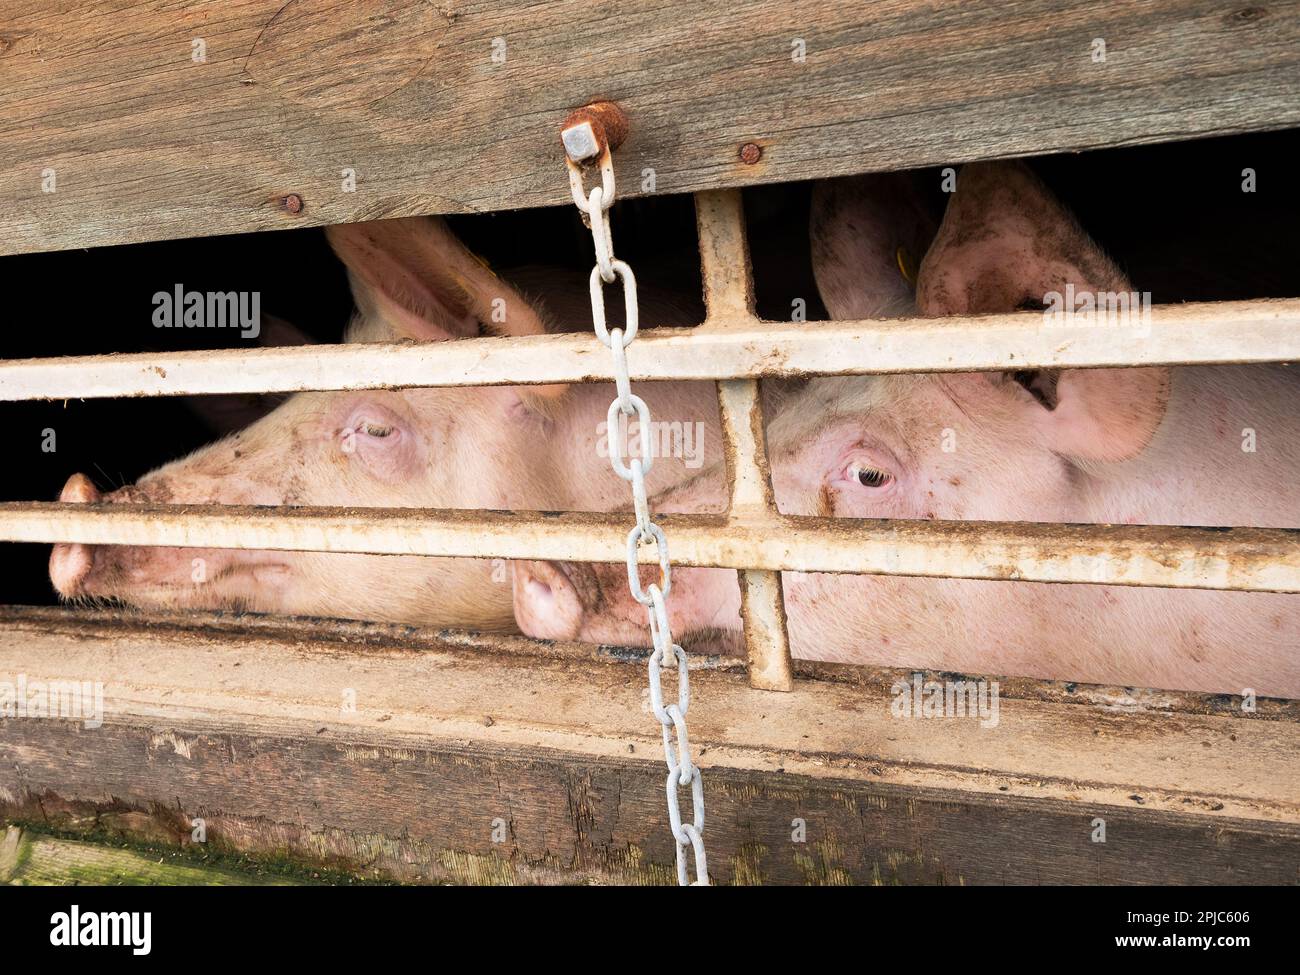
(920, 162, 1166, 462)
(810, 173, 940, 320)
(942, 360, 1170, 464)
(327, 216, 566, 401)
(326, 216, 553, 343)
(951, 367, 1170, 463)
(915, 160, 1132, 317)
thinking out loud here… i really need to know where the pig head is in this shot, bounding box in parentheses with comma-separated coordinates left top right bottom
(50, 216, 722, 631)
(513, 162, 1300, 698)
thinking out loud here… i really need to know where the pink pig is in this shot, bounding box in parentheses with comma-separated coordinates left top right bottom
(50, 216, 722, 631)
(512, 162, 1300, 698)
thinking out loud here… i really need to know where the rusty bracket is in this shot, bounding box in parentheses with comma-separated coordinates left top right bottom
(560, 101, 629, 166)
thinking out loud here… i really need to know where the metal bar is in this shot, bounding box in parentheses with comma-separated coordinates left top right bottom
(715, 380, 776, 511)
(1, 299, 1297, 402)
(4, 502, 1297, 593)
(734, 569, 792, 689)
(696, 188, 793, 692)
(694, 190, 756, 324)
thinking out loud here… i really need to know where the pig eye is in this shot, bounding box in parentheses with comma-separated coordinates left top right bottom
(850, 464, 892, 489)
(361, 422, 394, 438)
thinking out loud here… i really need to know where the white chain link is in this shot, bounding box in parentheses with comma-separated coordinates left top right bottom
(567, 152, 709, 887)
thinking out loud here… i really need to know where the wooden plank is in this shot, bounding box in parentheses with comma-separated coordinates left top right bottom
(0, 826, 314, 886)
(0, 607, 1296, 884)
(1, 300, 1297, 401)
(3, 0, 1297, 254)
(2, 500, 1297, 592)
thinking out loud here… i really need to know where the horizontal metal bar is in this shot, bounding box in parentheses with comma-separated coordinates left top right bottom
(1, 299, 1296, 401)
(3, 502, 1296, 593)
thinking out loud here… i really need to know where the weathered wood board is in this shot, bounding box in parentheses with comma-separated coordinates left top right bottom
(2, 0, 1297, 255)
(1, 607, 1296, 884)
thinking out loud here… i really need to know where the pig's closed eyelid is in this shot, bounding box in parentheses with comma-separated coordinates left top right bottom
(341, 406, 407, 441)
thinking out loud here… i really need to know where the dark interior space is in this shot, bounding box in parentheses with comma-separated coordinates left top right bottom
(2, 128, 1296, 608)
(745, 127, 1299, 318)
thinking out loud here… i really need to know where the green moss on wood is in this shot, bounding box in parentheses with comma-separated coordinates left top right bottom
(4, 819, 387, 886)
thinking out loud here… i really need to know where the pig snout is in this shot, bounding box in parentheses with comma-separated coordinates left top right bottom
(49, 473, 102, 597)
(48, 471, 290, 606)
(512, 558, 743, 652)
(511, 560, 588, 641)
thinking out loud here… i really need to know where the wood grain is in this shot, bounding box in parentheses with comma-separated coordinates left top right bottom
(2, 0, 1297, 254)
(1, 607, 1296, 884)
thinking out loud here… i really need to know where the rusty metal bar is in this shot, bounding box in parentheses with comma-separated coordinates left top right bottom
(720, 419, 795, 696)
(694, 190, 756, 324)
(2, 299, 1298, 402)
(715, 381, 777, 511)
(696, 189, 793, 692)
(5, 502, 1297, 594)
(717, 382, 792, 689)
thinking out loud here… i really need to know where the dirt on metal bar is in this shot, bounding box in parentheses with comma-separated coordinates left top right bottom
(697, 188, 793, 690)
(1, 300, 1297, 402)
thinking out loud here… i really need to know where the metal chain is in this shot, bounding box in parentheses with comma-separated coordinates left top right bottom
(565, 151, 709, 887)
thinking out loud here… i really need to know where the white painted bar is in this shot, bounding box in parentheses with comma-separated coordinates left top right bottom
(2, 502, 1296, 593)
(0, 300, 1296, 401)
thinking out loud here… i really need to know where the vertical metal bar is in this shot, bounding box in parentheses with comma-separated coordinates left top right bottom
(694, 189, 795, 692)
(716, 380, 795, 691)
(694, 191, 757, 324)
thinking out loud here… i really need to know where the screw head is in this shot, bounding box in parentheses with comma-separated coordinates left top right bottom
(562, 120, 601, 163)
(739, 142, 763, 165)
